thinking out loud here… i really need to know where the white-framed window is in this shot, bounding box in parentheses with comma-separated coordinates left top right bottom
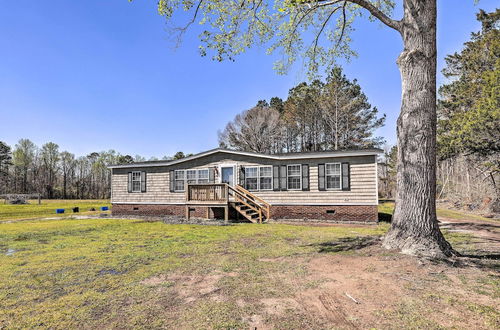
(174, 168, 210, 192)
(287, 164, 302, 190)
(245, 167, 259, 191)
(259, 166, 273, 190)
(131, 171, 142, 192)
(174, 170, 185, 192)
(198, 169, 209, 183)
(244, 166, 273, 191)
(326, 163, 342, 190)
(186, 170, 197, 184)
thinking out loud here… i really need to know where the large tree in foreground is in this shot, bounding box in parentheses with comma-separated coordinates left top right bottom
(153, 0, 456, 258)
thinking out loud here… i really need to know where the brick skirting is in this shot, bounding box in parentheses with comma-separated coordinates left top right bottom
(112, 203, 378, 223)
(111, 204, 238, 219)
(270, 205, 378, 222)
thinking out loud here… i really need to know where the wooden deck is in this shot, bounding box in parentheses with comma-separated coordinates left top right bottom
(185, 183, 270, 223)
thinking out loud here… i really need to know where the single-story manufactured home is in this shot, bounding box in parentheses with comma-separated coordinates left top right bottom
(108, 148, 381, 223)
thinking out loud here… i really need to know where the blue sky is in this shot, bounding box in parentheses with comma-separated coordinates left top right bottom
(0, 1, 497, 158)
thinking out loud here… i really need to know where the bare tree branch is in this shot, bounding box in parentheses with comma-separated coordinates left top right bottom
(311, 0, 402, 31)
(287, 0, 344, 53)
(311, 5, 344, 61)
(172, 0, 204, 46)
(333, 1, 348, 53)
(344, 0, 401, 31)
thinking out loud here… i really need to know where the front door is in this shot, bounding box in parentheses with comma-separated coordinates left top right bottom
(221, 167, 234, 186)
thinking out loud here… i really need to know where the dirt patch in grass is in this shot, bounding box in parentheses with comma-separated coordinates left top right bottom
(146, 243, 498, 329)
(244, 243, 499, 329)
(141, 272, 240, 304)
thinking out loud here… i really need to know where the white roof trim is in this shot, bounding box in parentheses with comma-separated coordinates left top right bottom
(108, 148, 382, 169)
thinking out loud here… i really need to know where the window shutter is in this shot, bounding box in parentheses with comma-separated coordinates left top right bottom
(127, 172, 132, 193)
(239, 166, 245, 187)
(141, 172, 147, 192)
(280, 165, 287, 191)
(273, 165, 280, 191)
(342, 162, 350, 191)
(318, 164, 326, 191)
(169, 170, 175, 192)
(209, 168, 215, 183)
(302, 164, 310, 191)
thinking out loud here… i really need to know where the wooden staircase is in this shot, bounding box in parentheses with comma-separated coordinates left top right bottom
(185, 183, 270, 223)
(228, 185, 271, 223)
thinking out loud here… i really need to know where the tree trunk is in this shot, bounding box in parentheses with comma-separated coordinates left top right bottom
(489, 172, 500, 213)
(23, 168, 28, 193)
(335, 94, 339, 150)
(63, 172, 67, 199)
(383, 0, 456, 259)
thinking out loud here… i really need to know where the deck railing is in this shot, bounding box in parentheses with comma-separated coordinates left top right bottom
(234, 185, 271, 220)
(186, 184, 228, 203)
(185, 183, 270, 223)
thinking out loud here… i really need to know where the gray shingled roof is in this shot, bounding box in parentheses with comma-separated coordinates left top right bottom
(108, 147, 382, 169)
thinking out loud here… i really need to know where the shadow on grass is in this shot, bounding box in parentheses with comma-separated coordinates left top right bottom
(462, 253, 500, 260)
(448, 254, 500, 272)
(310, 236, 380, 253)
(440, 221, 500, 240)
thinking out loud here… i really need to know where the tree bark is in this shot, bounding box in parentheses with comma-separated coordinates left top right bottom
(63, 172, 67, 199)
(382, 0, 456, 258)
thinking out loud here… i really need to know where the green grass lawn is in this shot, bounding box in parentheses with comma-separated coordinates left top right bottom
(0, 200, 111, 221)
(0, 219, 389, 328)
(0, 203, 497, 328)
(1, 217, 497, 328)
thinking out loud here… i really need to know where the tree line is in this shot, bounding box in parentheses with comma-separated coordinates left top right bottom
(0, 140, 190, 199)
(218, 67, 386, 154)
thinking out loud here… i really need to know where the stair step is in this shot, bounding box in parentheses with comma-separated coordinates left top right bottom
(231, 199, 267, 223)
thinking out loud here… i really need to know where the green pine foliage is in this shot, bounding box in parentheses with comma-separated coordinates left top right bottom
(219, 66, 386, 153)
(438, 9, 500, 159)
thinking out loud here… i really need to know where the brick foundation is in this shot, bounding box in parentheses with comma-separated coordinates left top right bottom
(270, 205, 378, 223)
(112, 203, 378, 223)
(112, 204, 237, 220)
(113, 204, 184, 217)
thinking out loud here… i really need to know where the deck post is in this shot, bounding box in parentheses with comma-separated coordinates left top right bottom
(185, 205, 190, 220)
(224, 206, 229, 223)
(206, 207, 210, 219)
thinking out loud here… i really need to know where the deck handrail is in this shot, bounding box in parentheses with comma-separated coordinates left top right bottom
(229, 185, 269, 222)
(235, 184, 270, 220)
(235, 185, 271, 209)
(185, 183, 270, 223)
(186, 183, 228, 203)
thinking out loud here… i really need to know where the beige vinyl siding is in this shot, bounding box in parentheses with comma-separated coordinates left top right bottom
(111, 153, 378, 205)
(253, 162, 376, 205)
(112, 169, 173, 203)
